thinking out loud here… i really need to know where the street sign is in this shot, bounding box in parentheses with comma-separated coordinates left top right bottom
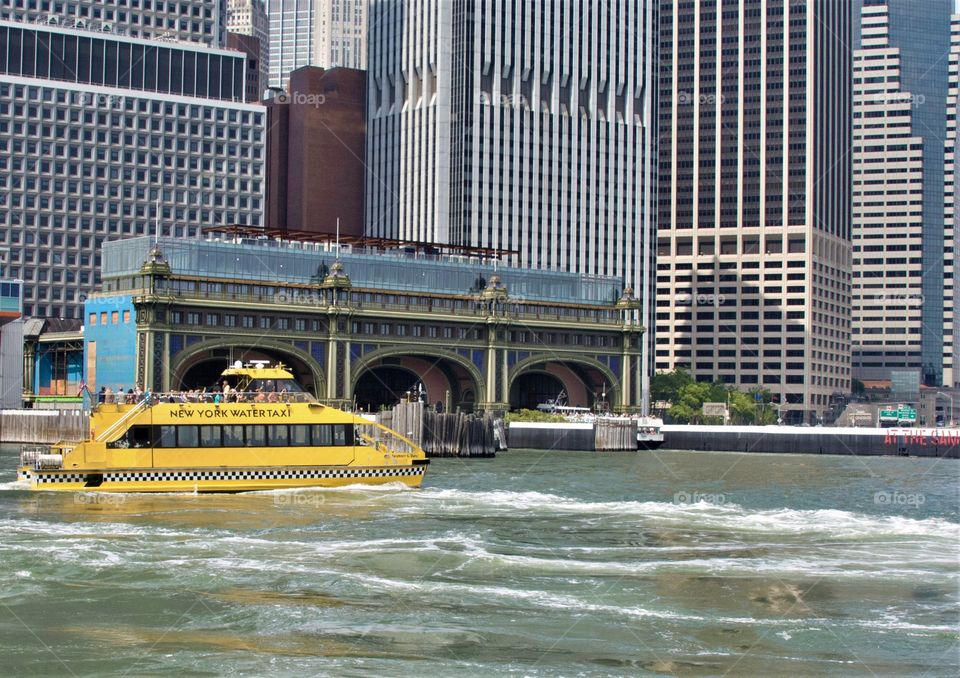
(879, 407, 917, 422)
(703, 402, 727, 418)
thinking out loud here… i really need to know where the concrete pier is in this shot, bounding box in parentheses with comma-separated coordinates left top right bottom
(659, 425, 959, 458)
(507, 422, 960, 458)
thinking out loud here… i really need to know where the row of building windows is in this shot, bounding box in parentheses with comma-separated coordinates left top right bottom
(88, 310, 130, 326)
(0, 25, 244, 101)
(157, 310, 617, 348)
(0, 85, 261, 123)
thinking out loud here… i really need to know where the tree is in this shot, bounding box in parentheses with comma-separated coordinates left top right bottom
(727, 389, 757, 425)
(651, 368, 694, 404)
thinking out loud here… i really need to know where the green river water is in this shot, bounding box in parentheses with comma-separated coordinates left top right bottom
(1, 446, 957, 676)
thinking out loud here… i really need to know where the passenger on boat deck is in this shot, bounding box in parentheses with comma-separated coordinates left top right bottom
(127, 388, 135, 404)
(255, 387, 266, 403)
(222, 383, 232, 402)
(104, 386, 113, 403)
(267, 390, 278, 402)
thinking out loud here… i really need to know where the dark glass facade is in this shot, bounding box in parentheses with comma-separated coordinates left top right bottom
(0, 23, 245, 102)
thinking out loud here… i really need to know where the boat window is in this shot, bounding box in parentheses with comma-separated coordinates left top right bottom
(311, 424, 332, 446)
(200, 425, 221, 447)
(278, 379, 304, 393)
(131, 426, 152, 448)
(268, 425, 289, 446)
(156, 425, 177, 448)
(245, 425, 266, 447)
(333, 425, 349, 446)
(177, 425, 199, 447)
(223, 425, 244, 447)
(290, 425, 310, 446)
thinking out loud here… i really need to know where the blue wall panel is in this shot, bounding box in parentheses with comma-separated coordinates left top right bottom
(84, 295, 137, 391)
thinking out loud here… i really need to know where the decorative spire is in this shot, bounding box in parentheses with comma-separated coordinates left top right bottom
(320, 260, 351, 290)
(480, 274, 508, 302)
(616, 286, 640, 309)
(139, 243, 171, 276)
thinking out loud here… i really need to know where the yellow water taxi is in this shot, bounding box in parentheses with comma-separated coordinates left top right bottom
(17, 361, 428, 492)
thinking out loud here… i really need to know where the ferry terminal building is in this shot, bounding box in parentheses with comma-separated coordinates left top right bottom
(83, 230, 647, 413)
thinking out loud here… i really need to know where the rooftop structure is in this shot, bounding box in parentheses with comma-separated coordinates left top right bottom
(100, 235, 623, 306)
(0, 0, 228, 48)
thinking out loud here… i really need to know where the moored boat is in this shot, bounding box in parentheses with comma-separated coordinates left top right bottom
(636, 416, 665, 450)
(16, 361, 428, 492)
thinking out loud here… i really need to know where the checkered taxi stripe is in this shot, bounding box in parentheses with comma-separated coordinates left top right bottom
(32, 466, 426, 485)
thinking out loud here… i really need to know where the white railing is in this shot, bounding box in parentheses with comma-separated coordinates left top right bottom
(95, 398, 151, 442)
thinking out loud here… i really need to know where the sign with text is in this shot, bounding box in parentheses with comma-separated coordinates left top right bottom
(702, 402, 728, 418)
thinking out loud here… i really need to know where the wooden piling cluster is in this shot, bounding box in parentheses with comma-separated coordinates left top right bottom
(594, 418, 637, 451)
(376, 401, 498, 457)
(0, 409, 89, 443)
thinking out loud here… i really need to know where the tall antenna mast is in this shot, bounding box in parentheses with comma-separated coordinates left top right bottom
(155, 198, 160, 243)
(336, 217, 340, 260)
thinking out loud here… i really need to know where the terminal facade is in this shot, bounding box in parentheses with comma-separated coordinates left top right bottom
(84, 232, 647, 413)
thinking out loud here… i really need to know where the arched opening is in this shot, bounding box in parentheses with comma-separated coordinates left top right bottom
(173, 346, 320, 396)
(508, 359, 617, 412)
(354, 366, 423, 412)
(179, 357, 231, 391)
(351, 352, 483, 414)
(509, 372, 565, 410)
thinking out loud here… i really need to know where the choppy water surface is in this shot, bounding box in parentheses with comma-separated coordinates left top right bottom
(1, 446, 958, 676)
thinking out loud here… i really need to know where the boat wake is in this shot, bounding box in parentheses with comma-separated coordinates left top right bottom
(408, 488, 960, 540)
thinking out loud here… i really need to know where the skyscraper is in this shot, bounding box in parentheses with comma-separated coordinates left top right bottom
(852, 0, 952, 388)
(227, 0, 269, 97)
(656, 0, 853, 424)
(365, 0, 657, 406)
(269, 1, 367, 91)
(945, 14, 960, 388)
(851, 2, 927, 387)
(268, 0, 315, 89)
(314, 0, 367, 70)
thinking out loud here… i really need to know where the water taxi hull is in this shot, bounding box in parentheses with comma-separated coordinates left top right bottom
(17, 463, 427, 493)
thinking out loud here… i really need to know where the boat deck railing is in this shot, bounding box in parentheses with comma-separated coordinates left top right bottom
(355, 422, 422, 457)
(95, 391, 317, 408)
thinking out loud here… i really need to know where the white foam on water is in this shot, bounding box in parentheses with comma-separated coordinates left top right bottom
(409, 488, 960, 540)
(249, 481, 413, 496)
(0, 479, 30, 491)
(332, 568, 960, 635)
(469, 550, 951, 581)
